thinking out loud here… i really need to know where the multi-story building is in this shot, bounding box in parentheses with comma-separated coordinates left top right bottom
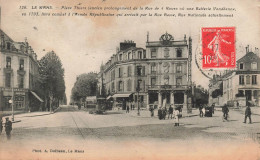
(223, 48, 260, 106)
(0, 29, 43, 112)
(98, 32, 193, 112)
(209, 47, 260, 107)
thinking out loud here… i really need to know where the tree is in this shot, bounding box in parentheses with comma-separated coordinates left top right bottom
(212, 82, 223, 98)
(71, 72, 98, 102)
(194, 85, 209, 107)
(39, 51, 65, 111)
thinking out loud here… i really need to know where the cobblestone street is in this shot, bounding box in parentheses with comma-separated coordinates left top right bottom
(0, 105, 259, 160)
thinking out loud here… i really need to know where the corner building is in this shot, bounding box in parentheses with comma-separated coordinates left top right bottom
(0, 29, 43, 112)
(99, 33, 192, 112)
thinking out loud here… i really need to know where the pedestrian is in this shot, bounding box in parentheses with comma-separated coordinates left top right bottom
(174, 107, 180, 126)
(199, 105, 203, 117)
(149, 105, 154, 117)
(5, 117, 12, 140)
(0, 118, 3, 134)
(222, 104, 229, 121)
(158, 107, 162, 120)
(237, 101, 240, 109)
(211, 103, 215, 114)
(243, 104, 252, 124)
(202, 105, 206, 117)
(126, 104, 130, 113)
(168, 104, 173, 119)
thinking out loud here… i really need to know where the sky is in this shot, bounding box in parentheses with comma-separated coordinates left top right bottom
(0, 0, 259, 101)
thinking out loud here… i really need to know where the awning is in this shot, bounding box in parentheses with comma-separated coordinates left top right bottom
(30, 91, 44, 102)
(112, 93, 132, 98)
(86, 96, 96, 100)
(106, 96, 112, 100)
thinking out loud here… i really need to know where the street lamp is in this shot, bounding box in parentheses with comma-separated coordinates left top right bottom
(136, 81, 140, 116)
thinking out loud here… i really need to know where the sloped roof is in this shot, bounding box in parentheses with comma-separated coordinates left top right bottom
(237, 52, 260, 63)
(0, 29, 14, 42)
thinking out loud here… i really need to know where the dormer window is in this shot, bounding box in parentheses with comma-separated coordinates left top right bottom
(19, 59, 24, 70)
(6, 42, 11, 50)
(176, 48, 182, 58)
(119, 54, 122, 61)
(138, 51, 142, 59)
(128, 52, 132, 60)
(6, 57, 11, 68)
(151, 49, 157, 58)
(251, 62, 257, 70)
(239, 63, 244, 70)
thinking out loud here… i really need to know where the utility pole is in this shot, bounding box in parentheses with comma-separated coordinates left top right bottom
(11, 72, 14, 121)
(136, 81, 140, 116)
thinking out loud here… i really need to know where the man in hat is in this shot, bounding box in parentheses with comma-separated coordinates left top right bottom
(211, 103, 215, 114)
(0, 117, 3, 134)
(5, 117, 12, 140)
(158, 107, 162, 120)
(243, 103, 252, 124)
(168, 104, 173, 119)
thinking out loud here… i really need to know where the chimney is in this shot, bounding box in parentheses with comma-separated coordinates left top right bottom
(255, 47, 259, 57)
(147, 32, 149, 42)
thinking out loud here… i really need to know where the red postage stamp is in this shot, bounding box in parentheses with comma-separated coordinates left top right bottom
(201, 27, 236, 69)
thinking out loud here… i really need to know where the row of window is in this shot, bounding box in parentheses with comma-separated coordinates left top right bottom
(117, 48, 183, 62)
(111, 64, 183, 80)
(110, 77, 183, 92)
(5, 73, 24, 88)
(151, 48, 183, 58)
(6, 57, 25, 70)
(239, 75, 257, 85)
(119, 51, 146, 61)
(239, 62, 258, 70)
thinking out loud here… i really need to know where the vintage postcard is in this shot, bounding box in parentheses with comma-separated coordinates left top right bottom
(0, 0, 259, 160)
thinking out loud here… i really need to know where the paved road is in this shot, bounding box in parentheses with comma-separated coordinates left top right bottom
(1, 105, 259, 160)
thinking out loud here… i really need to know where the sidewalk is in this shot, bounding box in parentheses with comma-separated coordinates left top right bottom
(0, 106, 60, 123)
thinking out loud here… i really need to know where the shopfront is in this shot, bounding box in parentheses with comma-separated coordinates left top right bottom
(0, 87, 28, 111)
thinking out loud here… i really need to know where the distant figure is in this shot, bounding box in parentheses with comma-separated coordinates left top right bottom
(237, 101, 240, 109)
(126, 105, 130, 113)
(162, 107, 167, 120)
(149, 105, 154, 117)
(0, 118, 3, 134)
(202, 106, 206, 117)
(243, 104, 252, 124)
(211, 103, 215, 114)
(199, 105, 203, 117)
(5, 117, 12, 140)
(158, 107, 163, 120)
(168, 104, 173, 119)
(174, 107, 180, 126)
(222, 104, 229, 121)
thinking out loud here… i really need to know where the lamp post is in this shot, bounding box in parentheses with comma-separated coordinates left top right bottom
(136, 82, 140, 116)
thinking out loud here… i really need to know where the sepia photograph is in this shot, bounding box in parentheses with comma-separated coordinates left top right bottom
(0, 0, 260, 159)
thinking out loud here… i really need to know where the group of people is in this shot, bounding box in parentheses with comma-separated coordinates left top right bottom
(221, 103, 252, 124)
(149, 104, 181, 126)
(0, 117, 13, 140)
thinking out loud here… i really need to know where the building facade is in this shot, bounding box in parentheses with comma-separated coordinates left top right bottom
(98, 33, 193, 112)
(209, 48, 260, 107)
(0, 29, 43, 112)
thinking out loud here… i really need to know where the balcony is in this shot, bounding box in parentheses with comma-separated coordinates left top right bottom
(4, 67, 13, 73)
(17, 69, 26, 75)
(147, 84, 188, 91)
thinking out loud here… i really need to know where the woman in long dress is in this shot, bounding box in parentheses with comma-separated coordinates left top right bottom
(174, 107, 180, 126)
